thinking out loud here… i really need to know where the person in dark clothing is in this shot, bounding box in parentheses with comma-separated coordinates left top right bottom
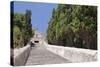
(30, 41, 35, 47)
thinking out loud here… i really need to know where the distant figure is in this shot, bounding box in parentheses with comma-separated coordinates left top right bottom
(30, 41, 35, 47)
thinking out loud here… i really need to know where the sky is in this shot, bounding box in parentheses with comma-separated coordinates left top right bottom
(12, 1, 57, 35)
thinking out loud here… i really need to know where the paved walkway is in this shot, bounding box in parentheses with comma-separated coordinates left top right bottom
(25, 44, 70, 65)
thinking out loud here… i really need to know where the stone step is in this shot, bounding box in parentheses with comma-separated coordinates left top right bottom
(25, 44, 70, 65)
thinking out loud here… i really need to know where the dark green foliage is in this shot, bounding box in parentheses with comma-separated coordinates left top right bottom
(13, 26, 24, 48)
(47, 4, 97, 50)
(13, 10, 34, 48)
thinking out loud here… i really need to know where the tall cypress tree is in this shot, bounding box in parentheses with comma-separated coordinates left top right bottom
(47, 4, 97, 50)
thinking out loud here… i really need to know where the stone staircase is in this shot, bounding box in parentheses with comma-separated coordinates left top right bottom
(25, 44, 70, 65)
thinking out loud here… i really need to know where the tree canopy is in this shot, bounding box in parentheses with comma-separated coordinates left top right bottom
(47, 4, 97, 50)
(12, 10, 34, 48)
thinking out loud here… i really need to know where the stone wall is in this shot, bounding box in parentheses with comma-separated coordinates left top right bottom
(44, 42, 97, 62)
(13, 44, 31, 66)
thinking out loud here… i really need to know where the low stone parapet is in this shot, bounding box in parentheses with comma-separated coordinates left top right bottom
(45, 43, 97, 62)
(13, 44, 31, 66)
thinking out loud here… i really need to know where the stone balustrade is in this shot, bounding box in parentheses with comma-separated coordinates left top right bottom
(44, 42, 97, 62)
(13, 44, 31, 66)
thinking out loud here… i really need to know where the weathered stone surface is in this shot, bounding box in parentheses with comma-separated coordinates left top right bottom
(25, 44, 70, 65)
(13, 40, 97, 66)
(45, 43, 97, 63)
(13, 44, 31, 66)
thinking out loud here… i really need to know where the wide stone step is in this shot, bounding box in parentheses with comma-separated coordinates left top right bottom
(25, 44, 70, 65)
